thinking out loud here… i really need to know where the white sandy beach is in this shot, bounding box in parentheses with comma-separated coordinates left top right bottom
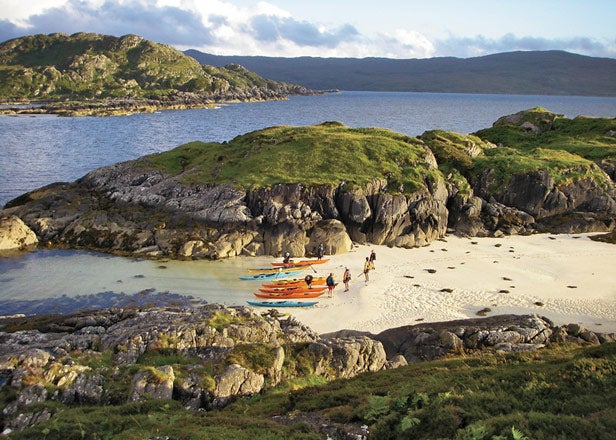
(287, 233, 616, 335)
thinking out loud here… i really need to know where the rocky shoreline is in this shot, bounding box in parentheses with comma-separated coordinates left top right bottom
(0, 306, 613, 433)
(0, 87, 322, 117)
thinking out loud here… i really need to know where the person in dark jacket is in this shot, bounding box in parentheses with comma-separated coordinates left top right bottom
(326, 273, 336, 297)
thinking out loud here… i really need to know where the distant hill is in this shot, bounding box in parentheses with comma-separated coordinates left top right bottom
(0, 33, 312, 105)
(185, 50, 616, 97)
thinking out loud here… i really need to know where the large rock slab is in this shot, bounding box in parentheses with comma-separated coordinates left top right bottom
(0, 215, 38, 252)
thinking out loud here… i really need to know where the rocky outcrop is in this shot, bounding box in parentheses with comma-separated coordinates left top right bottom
(492, 108, 563, 133)
(1, 162, 450, 258)
(0, 304, 387, 432)
(1, 308, 613, 433)
(0, 215, 38, 253)
(474, 169, 616, 221)
(371, 314, 615, 363)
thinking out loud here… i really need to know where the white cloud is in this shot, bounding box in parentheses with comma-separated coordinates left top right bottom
(0, 0, 613, 59)
(376, 29, 436, 58)
(0, 0, 66, 26)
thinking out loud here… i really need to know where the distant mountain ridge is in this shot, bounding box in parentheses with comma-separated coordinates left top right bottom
(185, 50, 616, 97)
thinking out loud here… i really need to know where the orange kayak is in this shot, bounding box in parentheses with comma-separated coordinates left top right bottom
(258, 286, 327, 294)
(271, 259, 330, 267)
(261, 277, 327, 288)
(253, 291, 326, 299)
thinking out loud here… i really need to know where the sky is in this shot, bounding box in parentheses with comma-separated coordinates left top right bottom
(0, 0, 615, 59)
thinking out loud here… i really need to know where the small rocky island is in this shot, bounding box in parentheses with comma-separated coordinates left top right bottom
(2, 108, 615, 258)
(0, 33, 319, 116)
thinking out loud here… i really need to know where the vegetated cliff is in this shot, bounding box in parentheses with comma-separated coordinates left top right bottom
(0, 307, 613, 436)
(1, 109, 615, 258)
(0, 33, 316, 115)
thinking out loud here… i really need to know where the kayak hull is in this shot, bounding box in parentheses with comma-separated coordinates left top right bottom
(247, 300, 318, 307)
(239, 270, 303, 280)
(253, 291, 325, 299)
(261, 277, 327, 288)
(258, 286, 327, 294)
(271, 259, 329, 267)
(247, 267, 307, 274)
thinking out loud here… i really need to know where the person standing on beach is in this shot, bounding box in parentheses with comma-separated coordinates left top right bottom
(317, 243, 324, 260)
(369, 249, 376, 269)
(363, 257, 371, 284)
(326, 272, 335, 298)
(343, 267, 351, 292)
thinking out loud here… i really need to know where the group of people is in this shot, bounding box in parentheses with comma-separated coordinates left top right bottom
(301, 249, 376, 296)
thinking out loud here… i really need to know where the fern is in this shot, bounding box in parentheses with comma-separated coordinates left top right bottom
(400, 415, 421, 432)
(511, 426, 529, 440)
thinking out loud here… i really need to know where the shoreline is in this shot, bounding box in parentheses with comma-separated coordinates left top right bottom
(287, 233, 616, 335)
(1, 232, 614, 336)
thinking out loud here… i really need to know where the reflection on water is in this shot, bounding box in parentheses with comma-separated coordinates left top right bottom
(0, 290, 204, 316)
(0, 249, 280, 315)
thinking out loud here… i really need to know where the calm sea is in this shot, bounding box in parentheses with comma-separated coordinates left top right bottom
(1, 91, 615, 312)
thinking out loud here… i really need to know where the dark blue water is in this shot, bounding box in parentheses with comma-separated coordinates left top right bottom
(2, 91, 615, 207)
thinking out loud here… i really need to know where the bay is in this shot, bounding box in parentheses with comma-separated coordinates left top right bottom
(1, 91, 615, 313)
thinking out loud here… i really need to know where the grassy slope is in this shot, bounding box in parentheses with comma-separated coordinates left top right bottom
(475, 113, 616, 164)
(0, 33, 299, 100)
(9, 343, 615, 439)
(422, 112, 616, 192)
(142, 122, 440, 193)
(138, 114, 616, 197)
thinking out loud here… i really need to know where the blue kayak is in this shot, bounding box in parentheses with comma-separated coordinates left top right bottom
(247, 300, 318, 307)
(239, 270, 303, 280)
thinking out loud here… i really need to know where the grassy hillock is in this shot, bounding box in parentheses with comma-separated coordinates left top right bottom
(0, 32, 307, 102)
(138, 113, 616, 197)
(475, 108, 616, 164)
(8, 342, 615, 439)
(142, 121, 441, 193)
(420, 109, 616, 192)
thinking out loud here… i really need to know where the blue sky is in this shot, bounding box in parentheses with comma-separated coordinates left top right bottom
(0, 0, 614, 59)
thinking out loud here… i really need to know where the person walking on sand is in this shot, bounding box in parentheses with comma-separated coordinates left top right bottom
(343, 267, 351, 291)
(369, 249, 376, 269)
(363, 257, 372, 285)
(326, 272, 335, 298)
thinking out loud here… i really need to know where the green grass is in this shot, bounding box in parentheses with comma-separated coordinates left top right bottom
(143, 122, 440, 193)
(475, 113, 616, 163)
(471, 146, 610, 191)
(9, 343, 615, 439)
(138, 118, 615, 197)
(420, 129, 495, 175)
(0, 33, 298, 101)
